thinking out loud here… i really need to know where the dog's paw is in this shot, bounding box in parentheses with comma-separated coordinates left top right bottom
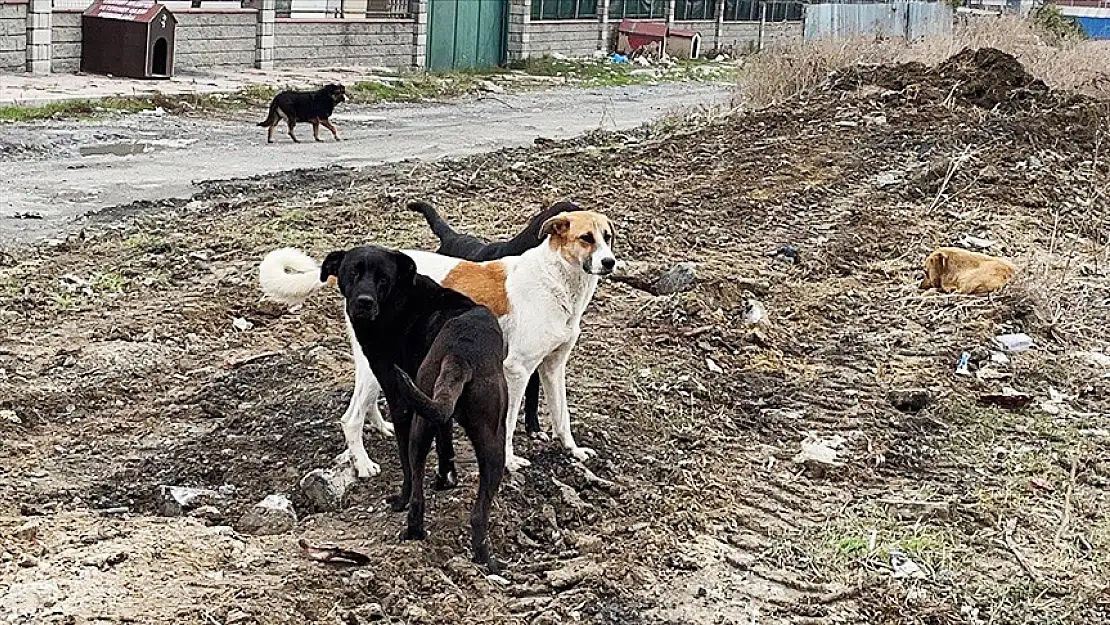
(505, 454, 532, 473)
(434, 468, 459, 491)
(375, 421, 396, 438)
(528, 431, 551, 443)
(400, 526, 427, 541)
(388, 494, 410, 513)
(481, 555, 505, 576)
(569, 446, 597, 462)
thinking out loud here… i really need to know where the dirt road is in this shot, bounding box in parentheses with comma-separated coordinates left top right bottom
(0, 82, 728, 246)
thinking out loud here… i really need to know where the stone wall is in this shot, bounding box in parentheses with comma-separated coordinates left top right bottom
(527, 19, 598, 58)
(273, 18, 413, 68)
(174, 9, 258, 70)
(0, 1, 27, 72)
(51, 10, 81, 72)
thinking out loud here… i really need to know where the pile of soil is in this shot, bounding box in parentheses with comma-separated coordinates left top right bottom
(831, 47, 1052, 110)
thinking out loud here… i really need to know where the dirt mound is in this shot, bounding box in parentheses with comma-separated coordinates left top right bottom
(832, 47, 1051, 110)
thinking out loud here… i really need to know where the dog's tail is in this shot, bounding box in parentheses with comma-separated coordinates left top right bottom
(393, 360, 472, 425)
(257, 101, 279, 127)
(407, 201, 460, 243)
(258, 247, 326, 306)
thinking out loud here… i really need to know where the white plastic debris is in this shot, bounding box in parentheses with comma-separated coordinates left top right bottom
(706, 358, 724, 374)
(956, 235, 996, 250)
(232, 317, 254, 332)
(993, 333, 1034, 352)
(890, 549, 927, 580)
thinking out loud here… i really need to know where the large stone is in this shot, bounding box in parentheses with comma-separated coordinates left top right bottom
(237, 494, 297, 536)
(300, 465, 357, 512)
(610, 261, 697, 296)
(158, 485, 224, 516)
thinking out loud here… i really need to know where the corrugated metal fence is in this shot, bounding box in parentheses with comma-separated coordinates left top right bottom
(804, 2, 953, 41)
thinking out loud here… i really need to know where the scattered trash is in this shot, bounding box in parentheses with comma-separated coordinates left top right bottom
(979, 388, 1034, 410)
(9, 212, 43, 220)
(1, 409, 21, 425)
(742, 297, 766, 325)
(299, 538, 371, 566)
(993, 333, 1033, 352)
(890, 549, 927, 580)
(976, 364, 1011, 381)
(955, 352, 972, 377)
(887, 388, 932, 413)
(990, 351, 1010, 365)
(232, 317, 254, 332)
(956, 234, 996, 250)
(608, 53, 629, 64)
(705, 357, 724, 374)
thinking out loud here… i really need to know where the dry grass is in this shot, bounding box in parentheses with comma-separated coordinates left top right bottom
(736, 16, 1110, 107)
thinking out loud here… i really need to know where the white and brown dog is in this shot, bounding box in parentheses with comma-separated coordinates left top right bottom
(259, 211, 617, 475)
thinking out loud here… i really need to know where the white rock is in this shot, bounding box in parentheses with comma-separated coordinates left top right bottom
(237, 494, 297, 535)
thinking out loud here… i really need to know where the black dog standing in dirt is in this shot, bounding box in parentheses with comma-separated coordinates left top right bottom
(407, 199, 581, 438)
(258, 83, 346, 144)
(321, 245, 508, 571)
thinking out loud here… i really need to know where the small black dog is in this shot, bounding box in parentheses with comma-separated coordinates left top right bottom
(322, 245, 507, 571)
(407, 199, 581, 437)
(258, 83, 346, 144)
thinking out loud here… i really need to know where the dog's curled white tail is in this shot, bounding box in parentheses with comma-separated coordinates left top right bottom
(259, 247, 325, 306)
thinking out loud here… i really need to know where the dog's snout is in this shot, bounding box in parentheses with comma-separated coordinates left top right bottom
(600, 257, 616, 271)
(352, 294, 378, 318)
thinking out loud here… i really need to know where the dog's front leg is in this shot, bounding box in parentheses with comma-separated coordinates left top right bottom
(540, 331, 595, 462)
(337, 317, 393, 478)
(389, 404, 415, 513)
(502, 359, 535, 472)
(322, 119, 340, 141)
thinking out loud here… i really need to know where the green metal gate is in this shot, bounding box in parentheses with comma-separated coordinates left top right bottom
(426, 0, 508, 71)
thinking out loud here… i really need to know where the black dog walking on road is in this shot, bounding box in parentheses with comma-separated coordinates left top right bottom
(406, 199, 581, 438)
(321, 245, 508, 571)
(258, 83, 346, 144)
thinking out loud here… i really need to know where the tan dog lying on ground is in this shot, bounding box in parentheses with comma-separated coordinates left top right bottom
(920, 247, 1017, 294)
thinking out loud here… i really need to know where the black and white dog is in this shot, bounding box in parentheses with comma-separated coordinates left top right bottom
(321, 245, 507, 571)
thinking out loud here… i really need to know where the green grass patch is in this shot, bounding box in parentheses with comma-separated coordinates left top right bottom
(0, 97, 155, 122)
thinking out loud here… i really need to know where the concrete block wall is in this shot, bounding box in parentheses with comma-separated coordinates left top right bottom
(51, 10, 81, 72)
(527, 20, 598, 58)
(273, 19, 413, 68)
(0, 1, 27, 72)
(174, 9, 258, 70)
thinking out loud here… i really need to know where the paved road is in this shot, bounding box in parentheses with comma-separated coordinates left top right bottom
(0, 82, 730, 245)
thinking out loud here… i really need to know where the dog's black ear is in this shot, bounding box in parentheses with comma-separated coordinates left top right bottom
(321, 250, 346, 283)
(392, 251, 417, 287)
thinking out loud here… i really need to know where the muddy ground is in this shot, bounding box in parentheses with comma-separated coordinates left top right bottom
(2, 48, 1110, 624)
(0, 81, 728, 246)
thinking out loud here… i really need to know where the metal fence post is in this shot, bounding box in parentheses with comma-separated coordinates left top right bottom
(599, 0, 612, 54)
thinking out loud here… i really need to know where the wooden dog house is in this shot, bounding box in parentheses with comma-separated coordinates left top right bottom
(616, 19, 702, 59)
(82, 0, 177, 79)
